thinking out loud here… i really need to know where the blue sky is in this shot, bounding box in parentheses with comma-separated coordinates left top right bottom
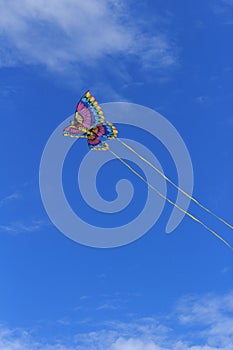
(0, 0, 233, 349)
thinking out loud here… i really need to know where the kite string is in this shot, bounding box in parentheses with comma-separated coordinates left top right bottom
(108, 148, 233, 251)
(116, 138, 233, 230)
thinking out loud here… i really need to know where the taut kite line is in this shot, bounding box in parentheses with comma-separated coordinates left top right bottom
(63, 90, 233, 250)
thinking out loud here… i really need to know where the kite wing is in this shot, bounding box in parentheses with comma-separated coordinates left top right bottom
(101, 122, 118, 139)
(75, 90, 105, 129)
(87, 127, 108, 150)
(87, 123, 118, 150)
(87, 136, 109, 150)
(63, 125, 87, 138)
(63, 91, 118, 148)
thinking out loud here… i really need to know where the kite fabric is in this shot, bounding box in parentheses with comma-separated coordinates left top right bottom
(63, 90, 118, 150)
(63, 90, 233, 250)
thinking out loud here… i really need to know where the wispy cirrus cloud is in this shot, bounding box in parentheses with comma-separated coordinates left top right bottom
(0, 191, 21, 207)
(212, 0, 233, 24)
(1, 292, 233, 349)
(0, 0, 177, 75)
(96, 303, 119, 311)
(0, 219, 50, 233)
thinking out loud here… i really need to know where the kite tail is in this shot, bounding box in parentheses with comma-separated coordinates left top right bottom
(108, 148, 233, 251)
(117, 138, 233, 231)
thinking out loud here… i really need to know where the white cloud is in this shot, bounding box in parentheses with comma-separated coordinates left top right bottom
(110, 337, 168, 350)
(212, 0, 233, 24)
(1, 292, 233, 349)
(0, 219, 50, 233)
(0, 0, 177, 73)
(176, 292, 233, 348)
(96, 303, 119, 311)
(0, 192, 21, 207)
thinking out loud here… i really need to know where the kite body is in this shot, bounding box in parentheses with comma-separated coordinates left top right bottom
(63, 90, 118, 150)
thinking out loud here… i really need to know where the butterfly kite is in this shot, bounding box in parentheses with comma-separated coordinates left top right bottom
(63, 90, 118, 150)
(63, 91, 233, 250)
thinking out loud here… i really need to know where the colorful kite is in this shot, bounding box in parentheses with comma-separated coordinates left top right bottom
(63, 91, 233, 250)
(63, 90, 118, 150)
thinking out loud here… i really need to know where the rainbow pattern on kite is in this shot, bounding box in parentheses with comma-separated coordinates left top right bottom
(63, 90, 118, 150)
